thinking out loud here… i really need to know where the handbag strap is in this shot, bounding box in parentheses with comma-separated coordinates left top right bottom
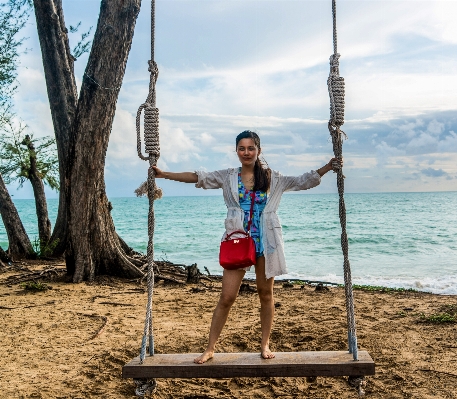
(246, 191, 255, 234)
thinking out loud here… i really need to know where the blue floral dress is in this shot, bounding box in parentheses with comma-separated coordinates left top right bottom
(238, 169, 267, 257)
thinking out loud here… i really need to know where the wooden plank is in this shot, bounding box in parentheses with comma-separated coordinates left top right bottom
(122, 351, 375, 379)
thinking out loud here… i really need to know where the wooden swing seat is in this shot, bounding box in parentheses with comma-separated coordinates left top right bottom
(123, 350, 375, 379)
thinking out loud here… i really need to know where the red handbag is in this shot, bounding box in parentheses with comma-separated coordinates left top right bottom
(219, 192, 257, 270)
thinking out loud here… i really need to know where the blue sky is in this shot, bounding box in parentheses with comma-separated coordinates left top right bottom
(7, 0, 457, 198)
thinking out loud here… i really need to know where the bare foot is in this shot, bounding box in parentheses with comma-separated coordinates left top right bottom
(261, 347, 275, 359)
(194, 350, 214, 364)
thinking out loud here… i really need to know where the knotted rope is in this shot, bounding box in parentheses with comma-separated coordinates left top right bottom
(136, 0, 160, 365)
(327, 0, 358, 361)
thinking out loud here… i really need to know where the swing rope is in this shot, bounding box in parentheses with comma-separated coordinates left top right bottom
(327, 0, 359, 361)
(136, 0, 159, 363)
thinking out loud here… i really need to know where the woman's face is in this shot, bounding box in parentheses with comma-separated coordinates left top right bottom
(236, 138, 261, 167)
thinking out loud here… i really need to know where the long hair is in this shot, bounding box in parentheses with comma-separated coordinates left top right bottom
(235, 130, 271, 192)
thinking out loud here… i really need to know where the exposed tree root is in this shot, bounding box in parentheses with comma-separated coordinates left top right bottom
(23, 300, 56, 309)
(4, 266, 66, 285)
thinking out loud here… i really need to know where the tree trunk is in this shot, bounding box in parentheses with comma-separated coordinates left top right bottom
(65, 0, 143, 282)
(22, 135, 52, 251)
(0, 245, 11, 263)
(32, 0, 78, 255)
(0, 173, 34, 259)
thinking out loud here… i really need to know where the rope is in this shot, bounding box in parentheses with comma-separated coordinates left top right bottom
(327, 0, 358, 361)
(137, 0, 160, 364)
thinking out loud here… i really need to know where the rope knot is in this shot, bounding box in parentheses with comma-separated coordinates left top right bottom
(144, 106, 160, 156)
(327, 52, 345, 129)
(148, 60, 159, 82)
(329, 53, 341, 75)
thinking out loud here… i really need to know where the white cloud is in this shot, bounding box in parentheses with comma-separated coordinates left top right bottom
(427, 120, 445, 136)
(437, 131, 457, 152)
(158, 119, 199, 164)
(376, 141, 406, 160)
(407, 132, 438, 152)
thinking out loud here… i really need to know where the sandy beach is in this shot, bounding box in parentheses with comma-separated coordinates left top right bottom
(1, 260, 456, 399)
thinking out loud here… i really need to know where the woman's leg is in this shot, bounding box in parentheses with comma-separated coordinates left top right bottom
(255, 255, 275, 359)
(194, 268, 246, 364)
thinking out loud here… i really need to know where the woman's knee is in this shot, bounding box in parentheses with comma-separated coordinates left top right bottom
(218, 292, 237, 309)
(257, 288, 273, 304)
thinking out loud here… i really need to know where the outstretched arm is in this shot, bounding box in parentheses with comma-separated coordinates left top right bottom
(316, 157, 343, 177)
(151, 166, 198, 183)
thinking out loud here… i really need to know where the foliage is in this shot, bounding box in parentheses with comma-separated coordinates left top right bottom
(419, 304, 457, 324)
(32, 237, 60, 258)
(69, 21, 93, 60)
(0, 0, 31, 124)
(20, 280, 50, 292)
(0, 120, 59, 190)
(350, 284, 418, 293)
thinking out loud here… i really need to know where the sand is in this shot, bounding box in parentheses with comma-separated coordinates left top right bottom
(0, 260, 456, 399)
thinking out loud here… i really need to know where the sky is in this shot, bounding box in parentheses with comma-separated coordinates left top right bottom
(6, 0, 457, 198)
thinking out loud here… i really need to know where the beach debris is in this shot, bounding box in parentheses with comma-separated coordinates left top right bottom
(239, 283, 256, 293)
(315, 283, 330, 292)
(134, 378, 157, 397)
(156, 275, 186, 285)
(348, 375, 366, 397)
(274, 302, 282, 308)
(98, 301, 135, 307)
(186, 263, 200, 283)
(190, 287, 206, 293)
(282, 281, 294, 289)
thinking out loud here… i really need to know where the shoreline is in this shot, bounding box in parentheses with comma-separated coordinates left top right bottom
(1, 260, 456, 398)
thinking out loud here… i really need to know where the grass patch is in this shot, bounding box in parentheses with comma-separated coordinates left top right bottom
(32, 237, 60, 258)
(419, 304, 457, 324)
(348, 285, 417, 293)
(20, 281, 50, 292)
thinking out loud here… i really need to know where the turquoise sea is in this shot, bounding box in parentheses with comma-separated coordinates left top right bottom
(1, 192, 456, 295)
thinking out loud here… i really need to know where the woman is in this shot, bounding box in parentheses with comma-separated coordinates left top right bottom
(152, 130, 342, 364)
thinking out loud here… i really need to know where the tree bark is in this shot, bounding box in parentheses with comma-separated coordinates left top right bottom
(65, 0, 143, 282)
(0, 245, 11, 263)
(22, 135, 52, 251)
(32, 0, 78, 255)
(0, 173, 34, 259)
(186, 263, 200, 284)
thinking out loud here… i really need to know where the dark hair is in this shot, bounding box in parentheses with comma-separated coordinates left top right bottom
(236, 130, 271, 192)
